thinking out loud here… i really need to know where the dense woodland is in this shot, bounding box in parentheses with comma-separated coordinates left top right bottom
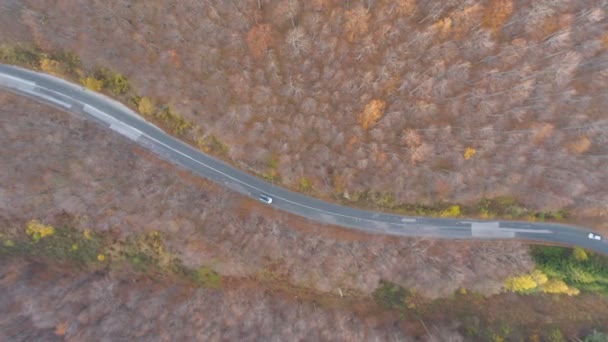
(1, 0, 607, 223)
(2, 91, 608, 340)
(0, 92, 532, 299)
(2, 0, 608, 339)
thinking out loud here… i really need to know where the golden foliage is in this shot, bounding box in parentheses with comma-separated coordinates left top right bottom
(572, 247, 589, 261)
(82, 76, 104, 91)
(247, 24, 275, 60)
(298, 177, 313, 192)
(567, 136, 591, 154)
(440, 205, 461, 217)
(464, 147, 476, 160)
(138, 96, 155, 116)
(25, 219, 55, 242)
(541, 279, 579, 295)
(39, 58, 63, 75)
(530, 270, 548, 286)
(344, 7, 370, 42)
(482, 0, 514, 34)
(158, 106, 192, 136)
(97, 254, 106, 261)
(504, 274, 537, 292)
(359, 99, 386, 130)
(83, 229, 92, 240)
(433, 17, 453, 37)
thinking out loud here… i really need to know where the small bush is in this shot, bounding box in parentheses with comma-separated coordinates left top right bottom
(440, 205, 461, 217)
(573, 247, 589, 262)
(138, 96, 156, 116)
(82, 76, 104, 91)
(0, 45, 41, 66)
(25, 220, 55, 242)
(39, 58, 64, 75)
(464, 147, 477, 160)
(192, 266, 222, 288)
(504, 274, 538, 293)
(97, 68, 130, 95)
(157, 106, 192, 136)
(373, 280, 409, 309)
(298, 177, 313, 192)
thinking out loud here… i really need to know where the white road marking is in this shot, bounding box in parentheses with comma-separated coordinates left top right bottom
(500, 228, 552, 234)
(471, 221, 551, 237)
(84, 104, 120, 125)
(109, 122, 142, 141)
(35, 92, 71, 108)
(0, 72, 36, 86)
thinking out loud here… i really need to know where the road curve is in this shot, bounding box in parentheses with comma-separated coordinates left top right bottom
(1, 64, 606, 254)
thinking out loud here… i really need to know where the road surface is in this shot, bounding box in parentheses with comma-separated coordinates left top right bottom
(1, 64, 606, 254)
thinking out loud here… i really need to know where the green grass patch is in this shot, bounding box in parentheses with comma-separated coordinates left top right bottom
(532, 246, 608, 295)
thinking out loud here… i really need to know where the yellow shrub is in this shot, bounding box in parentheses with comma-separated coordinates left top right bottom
(565, 287, 580, 296)
(82, 76, 104, 91)
(504, 274, 537, 292)
(464, 147, 477, 160)
(138, 96, 155, 116)
(572, 247, 588, 261)
(530, 270, 548, 286)
(40, 58, 63, 75)
(97, 254, 106, 261)
(542, 279, 578, 295)
(440, 205, 461, 217)
(298, 177, 313, 192)
(25, 219, 55, 242)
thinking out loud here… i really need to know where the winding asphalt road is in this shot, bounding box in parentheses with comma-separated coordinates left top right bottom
(1, 64, 606, 253)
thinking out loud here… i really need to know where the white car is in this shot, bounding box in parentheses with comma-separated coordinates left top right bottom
(257, 194, 273, 204)
(588, 233, 602, 241)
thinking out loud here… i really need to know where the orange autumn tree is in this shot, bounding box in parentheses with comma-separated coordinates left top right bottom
(359, 99, 386, 130)
(247, 24, 276, 60)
